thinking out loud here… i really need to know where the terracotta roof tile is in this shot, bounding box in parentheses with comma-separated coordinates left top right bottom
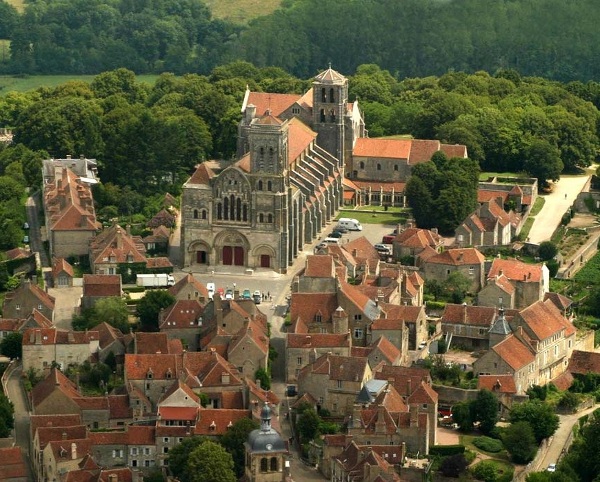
(487, 258, 544, 283)
(568, 350, 600, 375)
(425, 248, 484, 266)
(82, 274, 122, 297)
(194, 409, 250, 436)
(407, 380, 439, 404)
(518, 300, 567, 341)
(287, 118, 317, 164)
(477, 375, 517, 394)
(408, 139, 441, 163)
(187, 162, 215, 185)
(287, 333, 350, 349)
(134, 332, 171, 354)
(304, 255, 336, 278)
(441, 304, 497, 327)
(299, 354, 369, 382)
(440, 143, 468, 158)
(246, 92, 302, 117)
(353, 138, 411, 159)
(168, 273, 209, 300)
(52, 257, 74, 278)
(491, 334, 535, 370)
(290, 293, 338, 326)
(0, 447, 27, 479)
(478, 189, 509, 204)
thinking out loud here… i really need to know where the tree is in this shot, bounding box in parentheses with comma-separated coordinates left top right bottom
(254, 367, 271, 390)
(136, 290, 175, 331)
(538, 241, 558, 261)
(167, 436, 206, 482)
(0, 394, 14, 436)
(523, 138, 563, 188)
(90, 297, 131, 333)
(296, 407, 321, 443)
(451, 401, 474, 432)
(442, 271, 471, 303)
(187, 440, 236, 482)
(557, 392, 580, 413)
(502, 421, 537, 463)
(440, 453, 469, 477)
(472, 389, 499, 435)
(219, 418, 259, 477)
(509, 400, 559, 444)
(0, 332, 22, 360)
(470, 460, 499, 482)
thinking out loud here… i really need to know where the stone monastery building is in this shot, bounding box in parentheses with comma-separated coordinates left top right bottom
(181, 67, 366, 272)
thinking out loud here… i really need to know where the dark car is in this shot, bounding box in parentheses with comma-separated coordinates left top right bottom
(334, 226, 349, 234)
(286, 385, 297, 397)
(328, 231, 343, 238)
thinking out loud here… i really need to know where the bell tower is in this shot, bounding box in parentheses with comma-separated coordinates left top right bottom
(249, 111, 289, 176)
(312, 65, 347, 169)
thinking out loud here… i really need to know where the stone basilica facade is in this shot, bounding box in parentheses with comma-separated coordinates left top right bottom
(180, 67, 366, 272)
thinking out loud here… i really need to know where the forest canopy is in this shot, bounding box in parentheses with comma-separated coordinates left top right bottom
(3, 0, 600, 82)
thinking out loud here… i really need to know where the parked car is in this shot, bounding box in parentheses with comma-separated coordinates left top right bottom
(547, 464, 556, 473)
(216, 287, 225, 299)
(242, 289, 252, 300)
(23, 235, 29, 244)
(207, 282, 216, 300)
(253, 290, 262, 304)
(225, 289, 234, 300)
(374, 243, 391, 253)
(328, 231, 343, 238)
(286, 385, 297, 397)
(333, 226, 349, 234)
(23, 222, 29, 229)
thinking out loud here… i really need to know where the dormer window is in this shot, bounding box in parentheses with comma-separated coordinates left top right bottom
(315, 313, 322, 323)
(209, 421, 216, 431)
(147, 370, 153, 379)
(166, 369, 172, 379)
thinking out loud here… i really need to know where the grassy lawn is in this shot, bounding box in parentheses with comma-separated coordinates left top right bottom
(354, 205, 410, 214)
(480, 171, 523, 181)
(203, 0, 282, 23)
(460, 434, 511, 462)
(0, 74, 160, 94)
(519, 217, 535, 240)
(336, 209, 407, 225)
(529, 197, 546, 216)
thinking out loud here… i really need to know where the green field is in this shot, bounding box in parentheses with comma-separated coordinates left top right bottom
(0, 74, 160, 94)
(204, 0, 282, 23)
(336, 209, 407, 225)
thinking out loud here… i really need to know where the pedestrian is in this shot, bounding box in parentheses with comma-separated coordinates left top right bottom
(565, 193, 567, 199)
(267, 291, 270, 299)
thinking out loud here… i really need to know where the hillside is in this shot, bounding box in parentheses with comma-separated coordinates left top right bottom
(204, 0, 282, 23)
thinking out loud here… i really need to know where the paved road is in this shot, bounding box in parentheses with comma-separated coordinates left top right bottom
(536, 404, 600, 472)
(5, 363, 35, 480)
(528, 173, 592, 244)
(26, 192, 49, 268)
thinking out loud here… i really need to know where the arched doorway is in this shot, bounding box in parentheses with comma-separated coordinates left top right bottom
(214, 231, 249, 267)
(188, 241, 211, 266)
(253, 245, 276, 269)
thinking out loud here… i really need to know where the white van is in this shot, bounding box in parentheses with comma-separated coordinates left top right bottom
(323, 237, 340, 244)
(337, 218, 362, 231)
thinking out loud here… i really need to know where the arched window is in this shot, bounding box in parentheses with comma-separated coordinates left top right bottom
(260, 458, 268, 472)
(243, 204, 248, 222)
(217, 203, 222, 220)
(193, 209, 199, 219)
(360, 161, 365, 169)
(260, 147, 264, 160)
(321, 88, 327, 102)
(223, 197, 229, 220)
(230, 194, 235, 220)
(330, 88, 335, 103)
(330, 109, 336, 122)
(320, 109, 326, 122)
(201, 210, 207, 220)
(258, 180, 263, 190)
(267, 181, 272, 192)
(377, 163, 381, 171)
(269, 147, 274, 163)
(236, 198, 242, 221)
(259, 213, 264, 223)
(268, 214, 273, 223)
(270, 457, 278, 472)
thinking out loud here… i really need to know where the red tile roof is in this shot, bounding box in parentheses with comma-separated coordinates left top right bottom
(568, 350, 600, 375)
(187, 162, 216, 185)
(159, 299, 205, 329)
(491, 334, 535, 370)
(304, 255, 336, 278)
(395, 227, 442, 248)
(477, 375, 517, 394)
(518, 300, 566, 341)
(351, 180, 407, 193)
(299, 353, 369, 382)
(168, 273, 209, 300)
(287, 333, 350, 349)
(0, 447, 27, 479)
(82, 274, 122, 297)
(134, 332, 171, 354)
(290, 293, 339, 327)
(287, 118, 317, 164)
(487, 258, 544, 283)
(52, 257, 74, 278)
(194, 409, 250, 436)
(407, 380, 439, 404)
(441, 304, 497, 327)
(425, 248, 484, 266)
(353, 138, 411, 159)
(158, 406, 199, 421)
(246, 92, 302, 117)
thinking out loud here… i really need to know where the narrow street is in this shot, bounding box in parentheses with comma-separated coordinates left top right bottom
(5, 363, 35, 480)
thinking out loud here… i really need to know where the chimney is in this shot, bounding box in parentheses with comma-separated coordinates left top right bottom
(255, 378, 261, 389)
(108, 474, 118, 482)
(126, 224, 131, 236)
(523, 274, 527, 281)
(66, 154, 72, 160)
(246, 103, 256, 122)
(431, 227, 438, 235)
(71, 442, 77, 460)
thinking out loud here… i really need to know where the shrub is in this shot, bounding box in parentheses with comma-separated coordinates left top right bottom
(473, 436, 503, 453)
(429, 445, 466, 456)
(471, 460, 499, 482)
(440, 454, 469, 477)
(538, 241, 558, 261)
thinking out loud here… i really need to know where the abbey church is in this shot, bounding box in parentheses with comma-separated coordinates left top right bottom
(180, 67, 366, 272)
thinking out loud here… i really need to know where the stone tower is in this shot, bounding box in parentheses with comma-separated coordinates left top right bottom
(244, 403, 288, 482)
(312, 65, 348, 168)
